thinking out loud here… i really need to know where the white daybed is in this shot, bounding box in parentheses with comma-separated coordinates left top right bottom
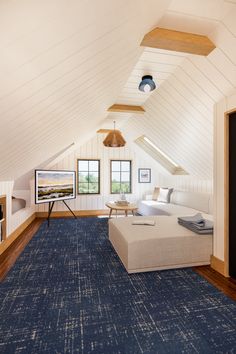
(109, 215, 213, 273)
(138, 190, 213, 216)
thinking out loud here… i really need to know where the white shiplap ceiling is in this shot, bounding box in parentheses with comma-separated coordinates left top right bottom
(102, 47, 188, 131)
(109, 0, 236, 179)
(116, 48, 189, 106)
(0, 0, 171, 180)
(1, 0, 236, 181)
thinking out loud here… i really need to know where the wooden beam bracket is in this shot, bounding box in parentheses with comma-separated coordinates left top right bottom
(141, 27, 216, 56)
(108, 104, 145, 114)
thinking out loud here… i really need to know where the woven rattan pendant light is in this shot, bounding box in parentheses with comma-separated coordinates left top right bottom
(103, 121, 126, 147)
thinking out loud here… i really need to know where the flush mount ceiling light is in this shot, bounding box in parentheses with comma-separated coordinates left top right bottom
(103, 121, 126, 147)
(138, 75, 156, 93)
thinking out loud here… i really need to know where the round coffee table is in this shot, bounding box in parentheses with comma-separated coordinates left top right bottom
(106, 202, 138, 218)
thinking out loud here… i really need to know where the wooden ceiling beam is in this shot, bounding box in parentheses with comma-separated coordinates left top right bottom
(97, 129, 121, 134)
(97, 129, 111, 134)
(140, 27, 216, 56)
(107, 104, 145, 114)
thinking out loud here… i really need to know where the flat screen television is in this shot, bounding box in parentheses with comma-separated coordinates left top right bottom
(35, 170, 76, 204)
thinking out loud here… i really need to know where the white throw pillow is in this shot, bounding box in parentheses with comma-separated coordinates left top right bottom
(157, 188, 173, 203)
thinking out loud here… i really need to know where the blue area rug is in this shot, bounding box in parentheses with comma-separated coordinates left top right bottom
(0, 217, 236, 354)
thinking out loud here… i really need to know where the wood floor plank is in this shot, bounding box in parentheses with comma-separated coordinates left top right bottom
(0, 218, 44, 281)
(194, 265, 236, 301)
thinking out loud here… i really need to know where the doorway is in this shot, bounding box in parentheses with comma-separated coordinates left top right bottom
(228, 111, 236, 278)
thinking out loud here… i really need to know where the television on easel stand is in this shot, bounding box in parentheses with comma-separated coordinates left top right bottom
(35, 170, 77, 226)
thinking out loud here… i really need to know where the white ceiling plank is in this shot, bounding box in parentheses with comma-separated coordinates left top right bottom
(1, 0, 236, 180)
(173, 66, 216, 109)
(208, 48, 236, 87)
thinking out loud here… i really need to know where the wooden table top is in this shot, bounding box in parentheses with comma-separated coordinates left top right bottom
(105, 202, 138, 210)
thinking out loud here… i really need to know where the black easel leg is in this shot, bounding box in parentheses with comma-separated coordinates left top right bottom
(47, 201, 55, 227)
(63, 200, 77, 219)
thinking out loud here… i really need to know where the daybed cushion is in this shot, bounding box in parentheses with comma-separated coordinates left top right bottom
(138, 190, 212, 216)
(138, 200, 205, 216)
(170, 190, 211, 214)
(109, 215, 213, 273)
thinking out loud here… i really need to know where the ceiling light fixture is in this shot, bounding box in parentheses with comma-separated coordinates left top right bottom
(138, 75, 156, 93)
(103, 121, 126, 147)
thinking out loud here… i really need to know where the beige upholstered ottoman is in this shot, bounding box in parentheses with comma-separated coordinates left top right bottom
(108, 216, 213, 273)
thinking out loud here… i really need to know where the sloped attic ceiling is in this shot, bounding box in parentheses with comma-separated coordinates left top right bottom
(106, 0, 236, 180)
(1, 0, 236, 182)
(0, 0, 170, 181)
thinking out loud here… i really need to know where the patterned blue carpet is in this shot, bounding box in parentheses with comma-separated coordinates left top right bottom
(0, 217, 236, 354)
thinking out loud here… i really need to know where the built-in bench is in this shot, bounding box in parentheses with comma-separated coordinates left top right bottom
(12, 197, 26, 214)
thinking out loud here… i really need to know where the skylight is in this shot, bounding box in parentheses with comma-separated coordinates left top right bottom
(135, 136, 188, 175)
(143, 136, 178, 167)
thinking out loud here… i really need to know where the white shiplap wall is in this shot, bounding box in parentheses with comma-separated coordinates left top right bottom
(36, 135, 162, 212)
(161, 175, 213, 194)
(36, 135, 213, 212)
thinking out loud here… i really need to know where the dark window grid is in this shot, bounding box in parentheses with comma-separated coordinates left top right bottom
(79, 182, 99, 193)
(111, 182, 131, 194)
(78, 180, 100, 194)
(111, 162, 121, 171)
(78, 168, 99, 173)
(78, 160, 99, 170)
(110, 160, 132, 194)
(78, 172, 99, 179)
(79, 171, 99, 173)
(111, 161, 131, 172)
(77, 159, 100, 194)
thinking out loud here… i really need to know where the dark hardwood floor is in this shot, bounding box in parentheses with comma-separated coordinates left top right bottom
(0, 218, 236, 302)
(0, 218, 44, 281)
(194, 265, 236, 301)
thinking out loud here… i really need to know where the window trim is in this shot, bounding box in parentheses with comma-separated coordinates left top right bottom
(110, 159, 132, 194)
(77, 158, 101, 195)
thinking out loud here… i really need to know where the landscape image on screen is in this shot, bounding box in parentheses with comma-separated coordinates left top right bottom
(35, 170, 76, 204)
